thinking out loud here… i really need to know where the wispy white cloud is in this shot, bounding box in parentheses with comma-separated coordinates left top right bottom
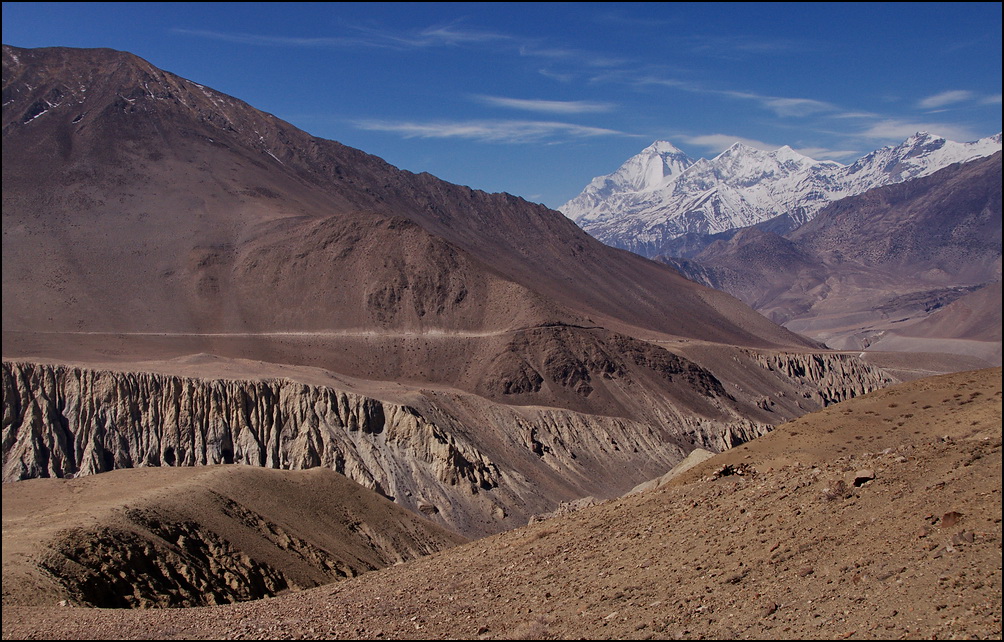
(636, 77, 838, 118)
(474, 95, 614, 114)
(918, 90, 976, 109)
(679, 134, 779, 153)
(757, 96, 836, 117)
(172, 28, 377, 48)
(720, 90, 837, 117)
(981, 94, 1003, 105)
(833, 111, 880, 119)
(793, 147, 861, 161)
(175, 22, 624, 70)
(174, 22, 516, 51)
(538, 68, 576, 83)
(855, 119, 980, 142)
(516, 44, 630, 69)
(678, 34, 811, 56)
(634, 76, 693, 90)
(414, 24, 514, 46)
(354, 119, 631, 144)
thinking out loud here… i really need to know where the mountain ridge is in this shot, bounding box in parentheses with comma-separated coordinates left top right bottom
(2, 43, 812, 349)
(562, 131, 1002, 257)
(660, 152, 1002, 367)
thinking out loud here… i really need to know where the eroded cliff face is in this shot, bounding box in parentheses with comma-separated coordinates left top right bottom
(3, 464, 468, 609)
(2, 362, 507, 532)
(743, 350, 894, 407)
(2, 355, 893, 536)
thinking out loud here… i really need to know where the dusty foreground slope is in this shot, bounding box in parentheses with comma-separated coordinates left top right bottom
(3, 367, 999, 640)
(1, 466, 465, 609)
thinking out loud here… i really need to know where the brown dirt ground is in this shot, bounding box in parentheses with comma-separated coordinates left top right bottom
(2, 466, 466, 609)
(2, 367, 1001, 640)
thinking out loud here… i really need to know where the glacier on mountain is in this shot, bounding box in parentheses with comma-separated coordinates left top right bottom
(561, 132, 1003, 257)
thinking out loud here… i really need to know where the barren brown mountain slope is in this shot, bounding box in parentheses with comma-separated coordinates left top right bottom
(2, 367, 999, 640)
(3, 44, 900, 537)
(661, 153, 1002, 367)
(2, 351, 891, 538)
(864, 281, 1003, 365)
(2, 44, 806, 349)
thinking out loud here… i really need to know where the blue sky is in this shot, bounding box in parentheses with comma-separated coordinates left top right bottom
(3, 2, 1001, 208)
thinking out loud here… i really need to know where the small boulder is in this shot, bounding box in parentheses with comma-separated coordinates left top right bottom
(852, 469, 875, 487)
(941, 511, 963, 528)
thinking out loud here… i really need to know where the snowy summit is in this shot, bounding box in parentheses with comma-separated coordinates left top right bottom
(561, 132, 1003, 258)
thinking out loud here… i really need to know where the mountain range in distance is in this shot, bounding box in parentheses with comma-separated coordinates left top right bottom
(562, 133, 1002, 369)
(562, 132, 1002, 258)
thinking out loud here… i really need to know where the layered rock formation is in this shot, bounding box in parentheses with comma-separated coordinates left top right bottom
(3, 354, 893, 536)
(5, 367, 998, 636)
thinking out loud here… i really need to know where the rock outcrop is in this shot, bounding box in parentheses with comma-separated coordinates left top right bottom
(2, 361, 506, 534)
(3, 354, 894, 536)
(743, 350, 895, 406)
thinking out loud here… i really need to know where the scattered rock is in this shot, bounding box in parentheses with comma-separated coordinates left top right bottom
(712, 463, 757, 479)
(951, 530, 975, 546)
(941, 511, 963, 528)
(852, 469, 875, 486)
(417, 502, 439, 515)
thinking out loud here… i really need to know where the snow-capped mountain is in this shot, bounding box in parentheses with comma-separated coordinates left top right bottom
(841, 132, 1003, 191)
(561, 132, 1003, 258)
(568, 141, 694, 224)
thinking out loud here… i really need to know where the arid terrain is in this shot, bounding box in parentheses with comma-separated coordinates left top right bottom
(3, 367, 1000, 639)
(2, 44, 1001, 641)
(1, 466, 465, 609)
(2, 45, 899, 537)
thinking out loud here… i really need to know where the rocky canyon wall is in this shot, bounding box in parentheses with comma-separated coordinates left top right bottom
(2, 355, 893, 536)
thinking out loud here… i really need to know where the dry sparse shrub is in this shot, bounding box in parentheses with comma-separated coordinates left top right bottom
(527, 527, 558, 543)
(501, 615, 554, 640)
(822, 479, 848, 501)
